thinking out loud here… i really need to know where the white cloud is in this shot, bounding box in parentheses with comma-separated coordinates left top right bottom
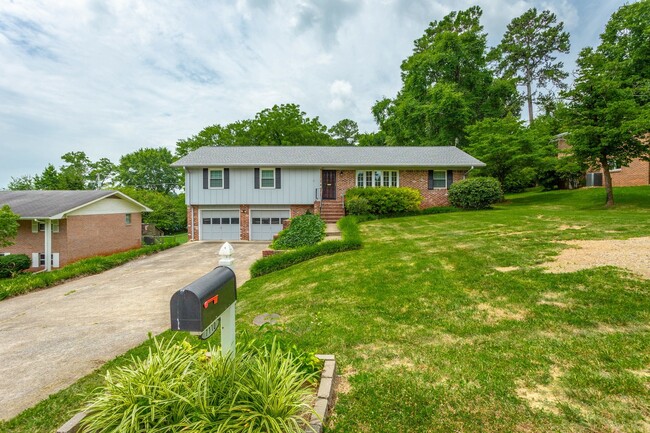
(0, 0, 629, 187)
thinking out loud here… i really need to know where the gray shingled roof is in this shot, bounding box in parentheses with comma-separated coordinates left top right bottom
(171, 146, 485, 168)
(0, 190, 148, 219)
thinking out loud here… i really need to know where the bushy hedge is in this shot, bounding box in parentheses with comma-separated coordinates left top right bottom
(250, 216, 362, 277)
(345, 187, 422, 216)
(448, 177, 503, 210)
(0, 254, 30, 279)
(271, 213, 325, 249)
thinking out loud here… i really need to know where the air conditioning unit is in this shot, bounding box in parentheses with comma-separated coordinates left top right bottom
(586, 172, 603, 187)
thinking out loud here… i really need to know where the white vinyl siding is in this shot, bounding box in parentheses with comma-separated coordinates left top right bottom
(356, 170, 399, 188)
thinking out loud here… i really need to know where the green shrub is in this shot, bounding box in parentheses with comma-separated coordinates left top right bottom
(503, 167, 537, 193)
(0, 254, 31, 278)
(448, 177, 503, 210)
(251, 216, 362, 277)
(345, 196, 371, 215)
(80, 337, 317, 433)
(272, 213, 325, 249)
(345, 187, 422, 215)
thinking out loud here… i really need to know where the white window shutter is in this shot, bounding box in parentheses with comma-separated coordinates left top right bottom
(52, 253, 60, 268)
(31, 253, 39, 267)
(32, 221, 38, 233)
(52, 220, 59, 233)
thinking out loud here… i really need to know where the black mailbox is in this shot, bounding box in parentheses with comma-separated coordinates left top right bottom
(170, 266, 237, 335)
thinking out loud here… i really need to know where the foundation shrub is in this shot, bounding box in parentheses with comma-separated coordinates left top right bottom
(0, 254, 30, 279)
(345, 187, 421, 215)
(448, 177, 503, 210)
(272, 213, 325, 250)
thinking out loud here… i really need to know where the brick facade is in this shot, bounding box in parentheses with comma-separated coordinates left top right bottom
(558, 136, 650, 187)
(185, 168, 467, 241)
(240, 205, 250, 241)
(290, 204, 316, 218)
(594, 159, 650, 186)
(398, 170, 464, 207)
(2, 213, 142, 269)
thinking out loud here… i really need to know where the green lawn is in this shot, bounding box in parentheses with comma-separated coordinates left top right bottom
(2, 187, 649, 432)
(237, 186, 650, 432)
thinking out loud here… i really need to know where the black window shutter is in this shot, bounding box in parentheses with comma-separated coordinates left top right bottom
(203, 168, 208, 189)
(275, 168, 281, 189)
(224, 168, 230, 189)
(254, 168, 260, 189)
(428, 170, 434, 190)
(447, 170, 454, 188)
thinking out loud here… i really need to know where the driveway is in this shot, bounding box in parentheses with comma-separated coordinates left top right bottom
(0, 241, 266, 421)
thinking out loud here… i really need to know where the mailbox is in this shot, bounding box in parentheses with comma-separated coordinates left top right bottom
(170, 266, 237, 338)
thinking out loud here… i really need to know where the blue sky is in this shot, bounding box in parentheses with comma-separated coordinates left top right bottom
(0, 0, 630, 188)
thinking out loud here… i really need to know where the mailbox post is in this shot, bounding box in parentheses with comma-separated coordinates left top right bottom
(170, 266, 237, 357)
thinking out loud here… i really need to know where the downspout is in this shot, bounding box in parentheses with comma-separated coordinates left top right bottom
(190, 206, 195, 241)
(464, 166, 475, 179)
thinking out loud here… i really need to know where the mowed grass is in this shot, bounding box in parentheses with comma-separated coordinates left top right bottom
(2, 187, 649, 433)
(236, 186, 650, 432)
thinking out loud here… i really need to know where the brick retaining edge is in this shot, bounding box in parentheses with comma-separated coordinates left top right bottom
(57, 355, 337, 433)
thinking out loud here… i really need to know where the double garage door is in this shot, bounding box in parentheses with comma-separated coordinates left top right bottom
(201, 210, 240, 241)
(201, 209, 290, 241)
(250, 210, 290, 241)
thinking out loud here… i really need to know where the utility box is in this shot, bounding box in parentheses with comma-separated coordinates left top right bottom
(170, 266, 237, 339)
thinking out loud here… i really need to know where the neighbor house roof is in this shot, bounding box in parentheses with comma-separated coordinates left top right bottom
(171, 146, 486, 168)
(0, 190, 151, 219)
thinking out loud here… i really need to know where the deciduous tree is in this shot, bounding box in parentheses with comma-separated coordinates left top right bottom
(563, 1, 650, 207)
(118, 148, 179, 194)
(0, 205, 19, 248)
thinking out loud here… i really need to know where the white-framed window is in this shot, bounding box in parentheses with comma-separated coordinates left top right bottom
(260, 168, 276, 189)
(32, 253, 60, 268)
(356, 170, 399, 188)
(432, 170, 447, 188)
(608, 161, 621, 172)
(209, 169, 224, 188)
(125, 213, 132, 225)
(31, 220, 59, 233)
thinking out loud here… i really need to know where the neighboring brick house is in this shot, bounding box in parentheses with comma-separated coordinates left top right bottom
(0, 190, 151, 271)
(556, 134, 650, 187)
(172, 146, 485, 241)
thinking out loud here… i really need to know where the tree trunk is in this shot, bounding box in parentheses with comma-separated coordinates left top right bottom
(601, 161, 615, 207)
(526, 81, 534, 125)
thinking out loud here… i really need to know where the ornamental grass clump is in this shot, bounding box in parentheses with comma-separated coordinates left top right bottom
(80, 337, 318, 433)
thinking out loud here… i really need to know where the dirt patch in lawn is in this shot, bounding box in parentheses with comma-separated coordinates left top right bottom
(542, 236, 650, 280)
(476, 303, 527, 323)
(516, 366, 566, 415)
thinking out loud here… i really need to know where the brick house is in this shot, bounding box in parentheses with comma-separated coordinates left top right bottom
(172, 146, 485, 241)
(556, 134, 650, 187)
(0, 190, 151, 271)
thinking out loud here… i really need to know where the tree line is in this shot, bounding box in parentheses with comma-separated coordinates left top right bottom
(5, 2, 649, 212)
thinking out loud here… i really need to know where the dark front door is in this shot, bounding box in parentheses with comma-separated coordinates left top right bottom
(322, 170, 337, 200)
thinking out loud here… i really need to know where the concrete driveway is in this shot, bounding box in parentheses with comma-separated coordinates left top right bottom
(0, 241, 266, 421)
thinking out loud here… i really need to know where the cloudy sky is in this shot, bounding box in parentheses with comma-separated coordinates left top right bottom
(0, 0, 629, 188)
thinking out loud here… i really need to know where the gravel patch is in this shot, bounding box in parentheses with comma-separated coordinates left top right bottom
(542, 236, 650, 279)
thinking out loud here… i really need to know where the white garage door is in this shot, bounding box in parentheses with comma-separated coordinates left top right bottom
(201, 210, 240, 241)
(250, 210, 290, 241)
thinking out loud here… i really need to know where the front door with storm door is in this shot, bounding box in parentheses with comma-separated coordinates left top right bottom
(322, 170, 337, 200)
